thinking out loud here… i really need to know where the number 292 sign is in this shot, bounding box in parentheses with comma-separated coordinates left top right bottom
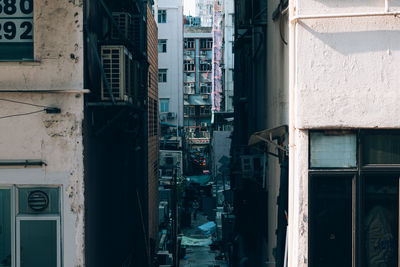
(0, 0, 33, 43)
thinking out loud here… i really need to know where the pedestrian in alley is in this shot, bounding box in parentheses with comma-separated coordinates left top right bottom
(192, 199, 200, 220)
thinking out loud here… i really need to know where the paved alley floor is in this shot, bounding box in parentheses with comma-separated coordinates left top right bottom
(179, 213, 227, 267)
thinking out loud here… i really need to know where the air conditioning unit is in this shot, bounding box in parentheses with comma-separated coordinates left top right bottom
(159, 113, 167, 121)
(188, 128, 195, 133)
(201, 122, 208, 127)
(101, 45, 132, 101)
(167, 112, 176, 119)
(111, 12, 133, 40)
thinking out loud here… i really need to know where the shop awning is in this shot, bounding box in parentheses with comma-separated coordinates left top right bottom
(248, 125, 288, 152)
(186, 175, 211, 185)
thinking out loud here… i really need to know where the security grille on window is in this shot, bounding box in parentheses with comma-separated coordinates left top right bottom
(200, 83, 211, 94)
(200, 106, 211, 115)
(158, 10, 166, 23)
(199, 61, 211, 72)
(309, 130, 400, 267)
(158, 69, 167, 83)
(158, 39, 167, 53)
(200, 38, 212, 49)
(184, 60, 195, 71)
(0, 0, 34, 61)
(184, 38, 194, 49)
(189, 106, 195, 116)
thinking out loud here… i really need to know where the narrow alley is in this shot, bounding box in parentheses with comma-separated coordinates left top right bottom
(0, 0, 399, 266)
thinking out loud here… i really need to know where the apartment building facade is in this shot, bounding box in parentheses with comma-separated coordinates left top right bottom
(232, 0, 400, 267)
(183, 26, 213, 174)
(195, 0, 214, 27)
(157, 0, 184, 151)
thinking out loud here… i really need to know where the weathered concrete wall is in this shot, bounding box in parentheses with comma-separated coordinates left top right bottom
(0, 93, 84, 267)
(0, 0, 84, 266)
(296, 16, 400, 129)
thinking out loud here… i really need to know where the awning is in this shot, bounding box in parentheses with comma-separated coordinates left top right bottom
(186, 175, 211, 185)
(188, 95, 211, 106)
(248, 125, 288, 151)
(160, 122, 177, 127)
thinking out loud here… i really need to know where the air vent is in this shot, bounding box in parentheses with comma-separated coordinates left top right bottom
(28, 190, 49, 211)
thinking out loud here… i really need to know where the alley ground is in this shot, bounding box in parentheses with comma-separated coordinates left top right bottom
(179, 213, 227, 267)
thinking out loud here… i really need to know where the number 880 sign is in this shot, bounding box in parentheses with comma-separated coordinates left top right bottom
(0, 0, 33, 42)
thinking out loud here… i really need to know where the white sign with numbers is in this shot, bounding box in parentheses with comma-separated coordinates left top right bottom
(0, 0, 33, 43)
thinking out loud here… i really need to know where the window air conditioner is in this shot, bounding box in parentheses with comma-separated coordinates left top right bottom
(111, 12, 133, 40)
(101, 45, 132, 101)
(159, 114, 167, 121)
(201, 122, 208, 127)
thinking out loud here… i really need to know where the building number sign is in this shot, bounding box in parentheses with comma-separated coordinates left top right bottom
(0, 0, 33, 42)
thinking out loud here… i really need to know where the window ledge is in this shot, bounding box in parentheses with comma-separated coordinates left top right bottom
(0, 61, 40, 66)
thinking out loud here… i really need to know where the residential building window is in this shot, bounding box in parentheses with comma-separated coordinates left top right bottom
(200, 38, 213, 49)
(184, 38, 195, 49)
(200, 106, 211, 115)
(158, 10, 166, 23)
(200, 83, 211, 94)
(0, 0, 34, 61)
(184, 60, 195, 72)
(309, 130, 400, 267)
(158, 69, 167, 83)
(199, 61, 212, 72)
(158, 39, 167, 53)
(160, 99, 169, 113)
(0, 186, 61, 267)
(189, 106, 195, 116)
(184, 83, 195, 94)
(184, 106, 195, 116)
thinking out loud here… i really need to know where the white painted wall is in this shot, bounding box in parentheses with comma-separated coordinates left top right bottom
(157, 0, 184, 128)
(0, 0, 84, 266)
(288, 1, 400, 266)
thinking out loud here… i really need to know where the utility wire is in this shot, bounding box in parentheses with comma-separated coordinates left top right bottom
(0, 109, 45, 120)
(0, 98, 48, 108)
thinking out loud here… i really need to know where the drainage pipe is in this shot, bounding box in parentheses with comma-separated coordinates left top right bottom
(291, 0, 400, 22)
(288, 0, 296, 266)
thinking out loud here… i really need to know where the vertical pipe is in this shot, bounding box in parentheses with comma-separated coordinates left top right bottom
(385, 0, 389, 12)
(288, 0, 296, 266)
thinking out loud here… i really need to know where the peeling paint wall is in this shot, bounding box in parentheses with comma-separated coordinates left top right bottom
(212, 0, 223, 112)
(0, 0, 84, 266)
